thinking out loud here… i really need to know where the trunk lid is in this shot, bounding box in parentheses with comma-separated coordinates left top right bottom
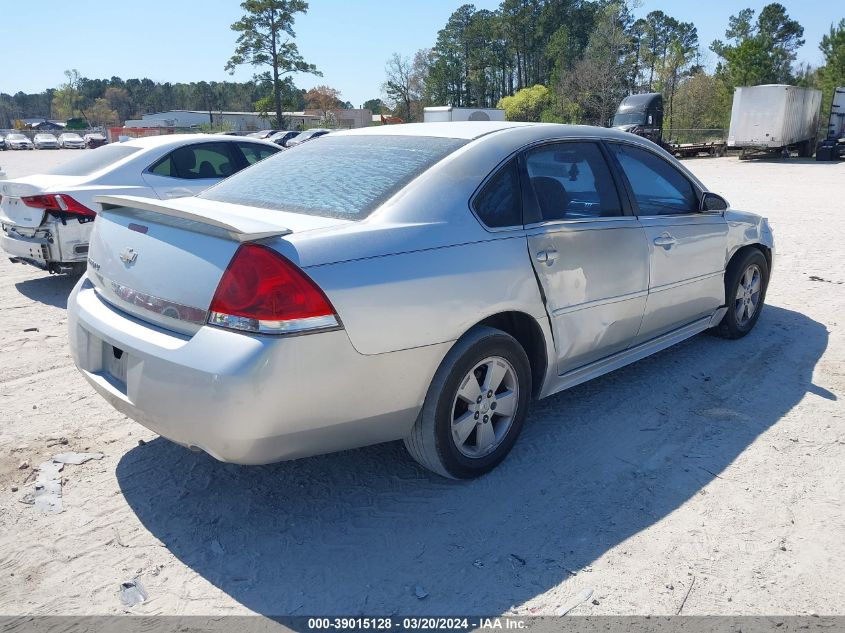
(0, 175, 85, 227)
(87, 195, 346, 335)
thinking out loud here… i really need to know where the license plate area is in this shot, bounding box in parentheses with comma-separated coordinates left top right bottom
(102, 342, 128, 391)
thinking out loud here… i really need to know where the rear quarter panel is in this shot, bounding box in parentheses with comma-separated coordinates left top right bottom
(306, 236, 547, 355)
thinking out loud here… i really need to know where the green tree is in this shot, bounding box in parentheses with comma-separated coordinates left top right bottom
(87, 98, 119, 127)
(52, 69, 84, 121)
(711, 3, 804, 87)
(225, 0, 321, 128)
(669, 70, 733, 131)
(497, 84, 550, 121)
(362, 98, 386, 114)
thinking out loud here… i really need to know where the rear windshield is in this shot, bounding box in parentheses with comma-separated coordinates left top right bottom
(45, 144, 141, 176)
(200, 135, 467, 219)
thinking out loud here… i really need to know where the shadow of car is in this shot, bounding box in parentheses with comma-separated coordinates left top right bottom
(115, 305, 827, 617)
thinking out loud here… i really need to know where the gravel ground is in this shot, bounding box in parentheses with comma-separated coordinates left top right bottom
(0, 148, 843, 616)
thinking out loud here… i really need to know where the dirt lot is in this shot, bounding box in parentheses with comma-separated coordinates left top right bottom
(0, 149, 843, 616)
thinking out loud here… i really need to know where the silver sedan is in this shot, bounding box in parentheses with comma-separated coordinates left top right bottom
(67, 122, 774, 478)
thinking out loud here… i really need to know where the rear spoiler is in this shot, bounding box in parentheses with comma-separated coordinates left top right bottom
(94, 195, 291, 243)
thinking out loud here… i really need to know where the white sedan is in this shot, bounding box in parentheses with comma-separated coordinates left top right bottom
(33, 133, 60, 149)
(0, 134, 280, 274)
(4, 133, 34, 150)
(58, 133, 86, 149)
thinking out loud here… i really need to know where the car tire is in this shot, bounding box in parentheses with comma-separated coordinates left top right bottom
(712, 248, 769, 339)
(404, 326, 532, 479)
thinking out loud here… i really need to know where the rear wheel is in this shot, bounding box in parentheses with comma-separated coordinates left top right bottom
(712, 249, 769, 339)
(404, 327, 531, 479)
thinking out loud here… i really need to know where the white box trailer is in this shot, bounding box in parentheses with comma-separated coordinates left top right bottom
(423, 107, 506, 123)
(728, 84, 822, 157)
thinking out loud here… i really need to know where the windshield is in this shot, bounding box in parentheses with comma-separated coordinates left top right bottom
(200, 135, 467, 219)
(7, 134, 26, 140)
(45, 144, 141, 176)
(63, 134, 83, 140)
(612, 112, 646, 126)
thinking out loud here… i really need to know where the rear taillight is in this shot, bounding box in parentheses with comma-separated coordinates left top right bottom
(208, 243, 339, 335)
(22, 194, 96, 218)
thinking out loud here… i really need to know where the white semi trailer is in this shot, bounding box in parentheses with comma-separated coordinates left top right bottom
(727, 84, 822, 158)
(423, 107, 506, 123)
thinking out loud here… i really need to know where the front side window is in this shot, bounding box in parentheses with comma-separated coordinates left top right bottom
(473, 159, 522, 228)
(525, 142, 621, 221)
(237, 142, 279, 165)
(200, 135, 467, 219)
(609, 143, 698, 215)
(150, 143, 236, 180)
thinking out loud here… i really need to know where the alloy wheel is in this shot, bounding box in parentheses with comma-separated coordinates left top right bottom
(450, 356, 519, 458)
(735, 263, 762, 327)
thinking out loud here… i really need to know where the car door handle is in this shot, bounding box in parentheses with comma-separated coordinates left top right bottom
(536, 249, 558, 265)
(653, 233, 677, 248)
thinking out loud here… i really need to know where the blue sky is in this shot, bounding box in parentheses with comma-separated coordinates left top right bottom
(0, 0, 840, 108)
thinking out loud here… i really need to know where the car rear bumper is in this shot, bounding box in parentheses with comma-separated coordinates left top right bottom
(1, 218, 90, 265)
(0, 228, 50, 263)
(68, 277, 449, 464)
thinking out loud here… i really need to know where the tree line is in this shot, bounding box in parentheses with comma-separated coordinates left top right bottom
(0, 1, 349, 130)
(379, 1, 845, 136)
(0, 74, 309, 129)
(2, 0, 843, 137)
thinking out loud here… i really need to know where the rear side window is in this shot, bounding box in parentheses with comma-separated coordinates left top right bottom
(237, 142, 279, 165)
(473, 159, 522, 228)
(608, 143, 698, 215)
(44, 144, 141, 176)
(200, 135, 467, 219)
(150, 143, 237, 180)
(525, 142, 621, 220)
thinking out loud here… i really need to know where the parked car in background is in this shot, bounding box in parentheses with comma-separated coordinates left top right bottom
(0, 134, 280, 275)
(58, 132, 86, 149)
(33, 133, 60, 149)
(0, 135, 6, 151)
(5, 133, 34, 150)
(83, 132, 108, 149)
(66, 122, 774, 478)
(284, 128, 332, 147)
(247, 130, 279, 139)
(268, 130, 299, 147)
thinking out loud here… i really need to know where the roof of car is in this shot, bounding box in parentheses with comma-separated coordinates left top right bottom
(335, 121, 534, 139)
(332, 121, 641, 142)
(118, 133, 277, 150)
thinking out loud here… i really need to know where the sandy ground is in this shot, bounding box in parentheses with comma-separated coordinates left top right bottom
(0, 148, 843, 616)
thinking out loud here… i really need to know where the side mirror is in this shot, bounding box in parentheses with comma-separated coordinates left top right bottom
(701, 192, 728, 213)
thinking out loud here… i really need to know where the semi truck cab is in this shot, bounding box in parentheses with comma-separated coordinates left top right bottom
(611, 93, 664, 145)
